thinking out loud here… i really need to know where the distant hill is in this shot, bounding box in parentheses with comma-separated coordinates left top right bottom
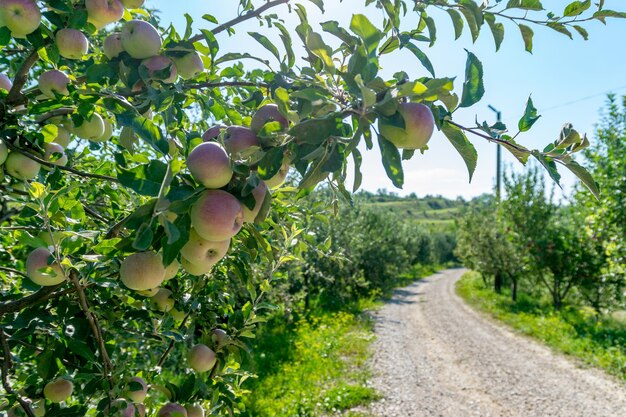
(355, 190, 468, 229)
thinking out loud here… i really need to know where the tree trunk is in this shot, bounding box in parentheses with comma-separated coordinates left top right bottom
(511, 278, 518, 302)
(494, 272, 503, 294)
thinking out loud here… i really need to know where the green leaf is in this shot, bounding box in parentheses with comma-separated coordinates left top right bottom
(350, 14, 382, 56)
(275, 22, 295, 67)
(484, 14, 504, 51)
(133, 223, 154, 251)
(257, 147, 284, 180)
(518, 24, 534, 53)
(248, 32, 281, 62)
(115, 112, 168, 155)
(401, 41, 435, 77)
(506, 0, 544, 10)
(441, 121, 478, 180)
(377, 135, 404, 188)
(352, 148, 363, 192)
(289, 115, 352, 145)
(459, 51, 484, 108)
(305, 32, 335, 69)
(573, 25, 589, 40)
(518, 96, 541, 132)
(458, 0, 483, 42)
(532, 152, 561, 186)
(446, 9, 464, 40)
(546, 22, 573, 39)
(118, 160, 169, 197)
(563, 160, 600, 199)
(563, 0, 591, 17)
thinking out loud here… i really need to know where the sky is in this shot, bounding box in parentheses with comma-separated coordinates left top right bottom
(146, 0, 626, 199)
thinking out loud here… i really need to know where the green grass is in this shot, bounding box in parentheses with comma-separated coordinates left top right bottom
(457, 271, 626, 381)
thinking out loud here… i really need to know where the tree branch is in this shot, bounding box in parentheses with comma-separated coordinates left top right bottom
(0, 328, 36, 417)
(185, 81, 268, 90)
(189, 0, 290, 43)
(0, 284, 72, 316)
(7, 50, 39, 105)
(68, 270, 113, 388)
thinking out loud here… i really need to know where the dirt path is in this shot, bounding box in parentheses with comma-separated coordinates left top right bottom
(363, 269, 626, 417)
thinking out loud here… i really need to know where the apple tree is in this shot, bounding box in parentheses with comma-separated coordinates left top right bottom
(0, 0, 623, 415)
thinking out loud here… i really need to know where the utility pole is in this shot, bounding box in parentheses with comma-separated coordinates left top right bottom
(488, 105, 502, 202)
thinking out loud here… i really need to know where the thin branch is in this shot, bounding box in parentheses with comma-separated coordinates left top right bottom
(0, 285, 73, 316)
(0, 266, 29, 279)
(83, 205, 110, 224)
(5, 141, 119, 183)
(68, 270, 113, 389)
(185, 81, 268, 90)
(35, 108, 75, 124)
(7, 50, 39, 105)
(189, 0, 290, 43)
(0, 329, 36, 417)
(446, 120, 529, 154)
(157, 311, 192, 367)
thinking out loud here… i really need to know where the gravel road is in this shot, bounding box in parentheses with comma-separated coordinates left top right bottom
(363, 269, 626, 417)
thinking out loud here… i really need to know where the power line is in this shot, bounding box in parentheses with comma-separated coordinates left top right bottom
(539, 84, 626, 112)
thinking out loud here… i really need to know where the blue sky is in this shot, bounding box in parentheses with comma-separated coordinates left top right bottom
(147, 0, 626, 199)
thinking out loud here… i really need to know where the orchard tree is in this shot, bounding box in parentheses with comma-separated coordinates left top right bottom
(0, 0, 623, 415)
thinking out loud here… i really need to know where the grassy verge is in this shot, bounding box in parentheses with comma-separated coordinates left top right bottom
(456, 271, 626, 381)
(244, 264, 443, 417)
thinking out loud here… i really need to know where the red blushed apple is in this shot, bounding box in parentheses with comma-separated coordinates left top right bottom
(0, 74, 12, 91)
(186, 142, 233, 189)
(103, 33, 124, 59)
(185, 405, 204, 417)
(43, 378, 73, 403)
(157, 403, 188, 417)
(120, 251, 166, 291)
(104, 399, 135, 417)
(44, 142, 68, 166)
(38, 70, 70, 98)
(188, 344, 216, 373)
(190, 190, 244, 242)
(85, 0, 124, 29)
(1, 0, 41, 37)
(172, 51, 204, 80)
(125, 376, 148, 403)
(243, 181, 268, 222)
(378, 102, 435, 150)
(180, 228, 230, 267)
(121, 20, 162, 59)
(5, 152, 40, 180)
(202, 125, 223, 142)
(56, 28, 89, 59)
(211, 329, 229, 347)
(250, 104, 289, 133)
(223, 126, 259, 156)
(141, 55, 177, 84)
(26, 247, 66, 286)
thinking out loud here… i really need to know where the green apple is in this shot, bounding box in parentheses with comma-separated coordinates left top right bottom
(5, 152, 40, 180)
(85, 0, 124, 29)
(120, 0, 144, 7)
(378, 102, 435, 150)
(0, 0, 41, 38)
(163, 258, 179, 281)
(151, 288, 174, 312)
(91, 118, 114, 142)
(185, 405, 204, 417)
(211, 329, 229, 347)
(38, 70, 70, 98)
(141, 55, 177, 84)
(180, 229, 230, 267)
(187, 142, 233, 189)
(120, 251, 166, 291)
(56, 28, 89, 59)
(43, 378, 72, 403)
(0, 74, 12, 92)
(51, 125, 72, 147)
(250, 104, 289, 133)
(264, 160, 289, 189)
(188, 344, 216, 373)
(74, 113, 105, 141)
(172, 51, 204, 80)
(0, 139, 8, 165)
(121, 20, 162, 59)
(157, 403, 187, 417)
(125, 376, 148, 403)
(43, 142, 68, 166)
(26, 247, 66, 286)
(190, 190, 244, 242)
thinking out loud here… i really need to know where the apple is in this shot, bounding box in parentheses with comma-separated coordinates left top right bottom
(0, 0, 41, 37)
(202, 125, 223, 142)
(223, 126, 259, 156)
(170, 308, 186, 321)
(181, 229, 230, 267)
(151, 288, 174, 312)
(136, 287, 159, 297)
(120, 251, 166, 291)
(52, 125, 72, 147)
(55, 28, 89, 59)
(105, 399, 135, 417)
(0, 74, 12, 91)
(157, 403, 187, 417)
(26, 247, 66, 286)
(186, 142, 233, 189)
(91, 118, 114, 142)
(141, 55, 177, 84)
(188, 344, 216, 373)
(85, 0, 124, 29)
(103, 33, 124, 59)
(74, 113, 105, 141)
(250, 104, 289, 133)
(38, 70, 70, 98)
(180, 257, 212, 276)
(43, 378, 72, 403)
(44, 142, 68, 166)
(172, 51, 204, 80)
(243, 181, 268, 222)
(190, 190, 244, 242)
(185, 405, 204, 417)
(136, 404, 146, 417)
(120, 0, 144, 7)
(264, 160, 289, 189)
(378, 102, 435, 150)
(211, 329, 229, 347)
(125, 376, 148, 403)
(5, 152, 40, 180)
(31, 400, 45, 417)
(163, 258, 179, 281)
(0, 139, 7, 165)
(121, 20, 162, 59)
